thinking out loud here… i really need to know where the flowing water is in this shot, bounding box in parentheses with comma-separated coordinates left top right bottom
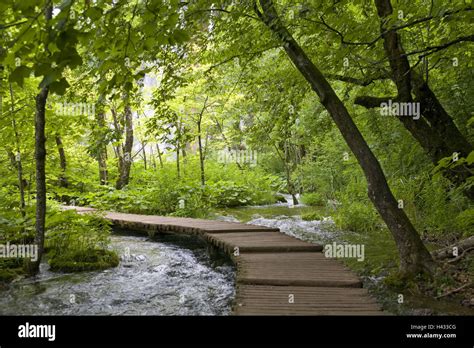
(0, 233, 235, 315)
(0, 198, 340, 316)
(213, 202, 336, 245)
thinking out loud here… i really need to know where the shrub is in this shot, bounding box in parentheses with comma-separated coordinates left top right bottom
(46, 210, 119, 272)
(333, 201, 382, 233)
(455, 208, 474, 237)
(301, 192, 325, 206)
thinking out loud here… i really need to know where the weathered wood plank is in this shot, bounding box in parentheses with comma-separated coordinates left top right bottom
(205, 232, 323, 253)
(235, 253, 362, 287)
(233, 285, 382, 315)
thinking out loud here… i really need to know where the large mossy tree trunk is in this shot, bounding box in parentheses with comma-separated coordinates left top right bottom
(256, 0, 435, 276)
(29, 4, 53, 276)
(30, 81, 49, 275)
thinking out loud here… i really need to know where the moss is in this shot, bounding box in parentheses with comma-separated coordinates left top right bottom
(0, 258, 25, 283)
(48, 249, 119, 272)
(0, 268, 23, 282)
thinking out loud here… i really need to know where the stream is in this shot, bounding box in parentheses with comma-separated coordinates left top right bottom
(0, 199, 335, 316)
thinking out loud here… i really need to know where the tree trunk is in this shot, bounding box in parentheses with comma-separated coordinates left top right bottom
(96, 111, 108, 185)
(150, 145, 157, 169)
(197, 96, 208, 186)
(55, 134, 69, 188)
(28, 4, 53, 275)
(283, 143, 298, 205)
(198, 120, 205, 186)
(116, 105, 133, 189)
(374, 0, 474, 199)
(142, 143, 147, 170)
(176, 144, 181, 179)
(156, 144, 163, 169)
(9, 83, 26, 218)
(30, 85, 49, 275)
(257, 0, 434, 276)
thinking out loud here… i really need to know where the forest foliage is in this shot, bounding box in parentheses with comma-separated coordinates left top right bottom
(0, 0, 472, 287)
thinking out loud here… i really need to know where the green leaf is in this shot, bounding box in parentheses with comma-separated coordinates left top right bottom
(85, 7, 103, 20)
(49, 78, 69, 95)
(9, 66, 32, 87)
(466, 151, 474, 165)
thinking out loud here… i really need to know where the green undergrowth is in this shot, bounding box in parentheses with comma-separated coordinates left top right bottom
(329, 228, 473, 315)
(0, 258, 25, 283)
(64, 161, 283, 218)
(45, 210, 119, 272)
(0, 206, 119, 283)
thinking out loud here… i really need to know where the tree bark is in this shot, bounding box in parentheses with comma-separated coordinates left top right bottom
(29, 4, 53, 275)
(176, 144, 181, 179)
(197, 96, 208, 186)
(55, 134, 69, 188)
(373, 0, 474, 199)
(156, 144, 163, 169)
(256, 0, 434, 276)
(9, 83, 26, 218)
(116, 105, 134, 189)
(31, 87, 49, 274)
(96, 111, 108, 185)
(142, 143, 147, 170)
(150, 145, 157, 169)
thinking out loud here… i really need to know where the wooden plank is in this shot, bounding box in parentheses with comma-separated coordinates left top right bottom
(205, 232, 323, 253)
(233, 285, 382, 315)
(235, 253, 362, 287)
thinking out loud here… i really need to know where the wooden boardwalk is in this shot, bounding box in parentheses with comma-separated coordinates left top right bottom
(64, 206, 382, 315)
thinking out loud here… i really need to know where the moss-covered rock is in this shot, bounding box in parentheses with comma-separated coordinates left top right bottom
(48, 249, 119, 272)
(0, 258, 25, 283)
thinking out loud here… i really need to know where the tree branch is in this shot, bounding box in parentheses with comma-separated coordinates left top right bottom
(327, 73, 388, 86)
(354, 95, 398, 108)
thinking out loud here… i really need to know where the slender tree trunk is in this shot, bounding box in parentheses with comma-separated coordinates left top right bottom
(257, 0, 434, 276)
(198, 121, 205, 186)
(142, 143, 147, 170)
(116, 105, 134, 189)
(9, 83, 26, 218)
(197, 96, 208, 186)
(156, 144, 163, 169)
(150, 145, 157, 169)
(31, 87, 49, 274)
(55, 134, 69, 188)
(96, 111, 108, 185)
(176, 144, 181, 179)
(29, 4, 53, 275)
(284, 143, 298, 205)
